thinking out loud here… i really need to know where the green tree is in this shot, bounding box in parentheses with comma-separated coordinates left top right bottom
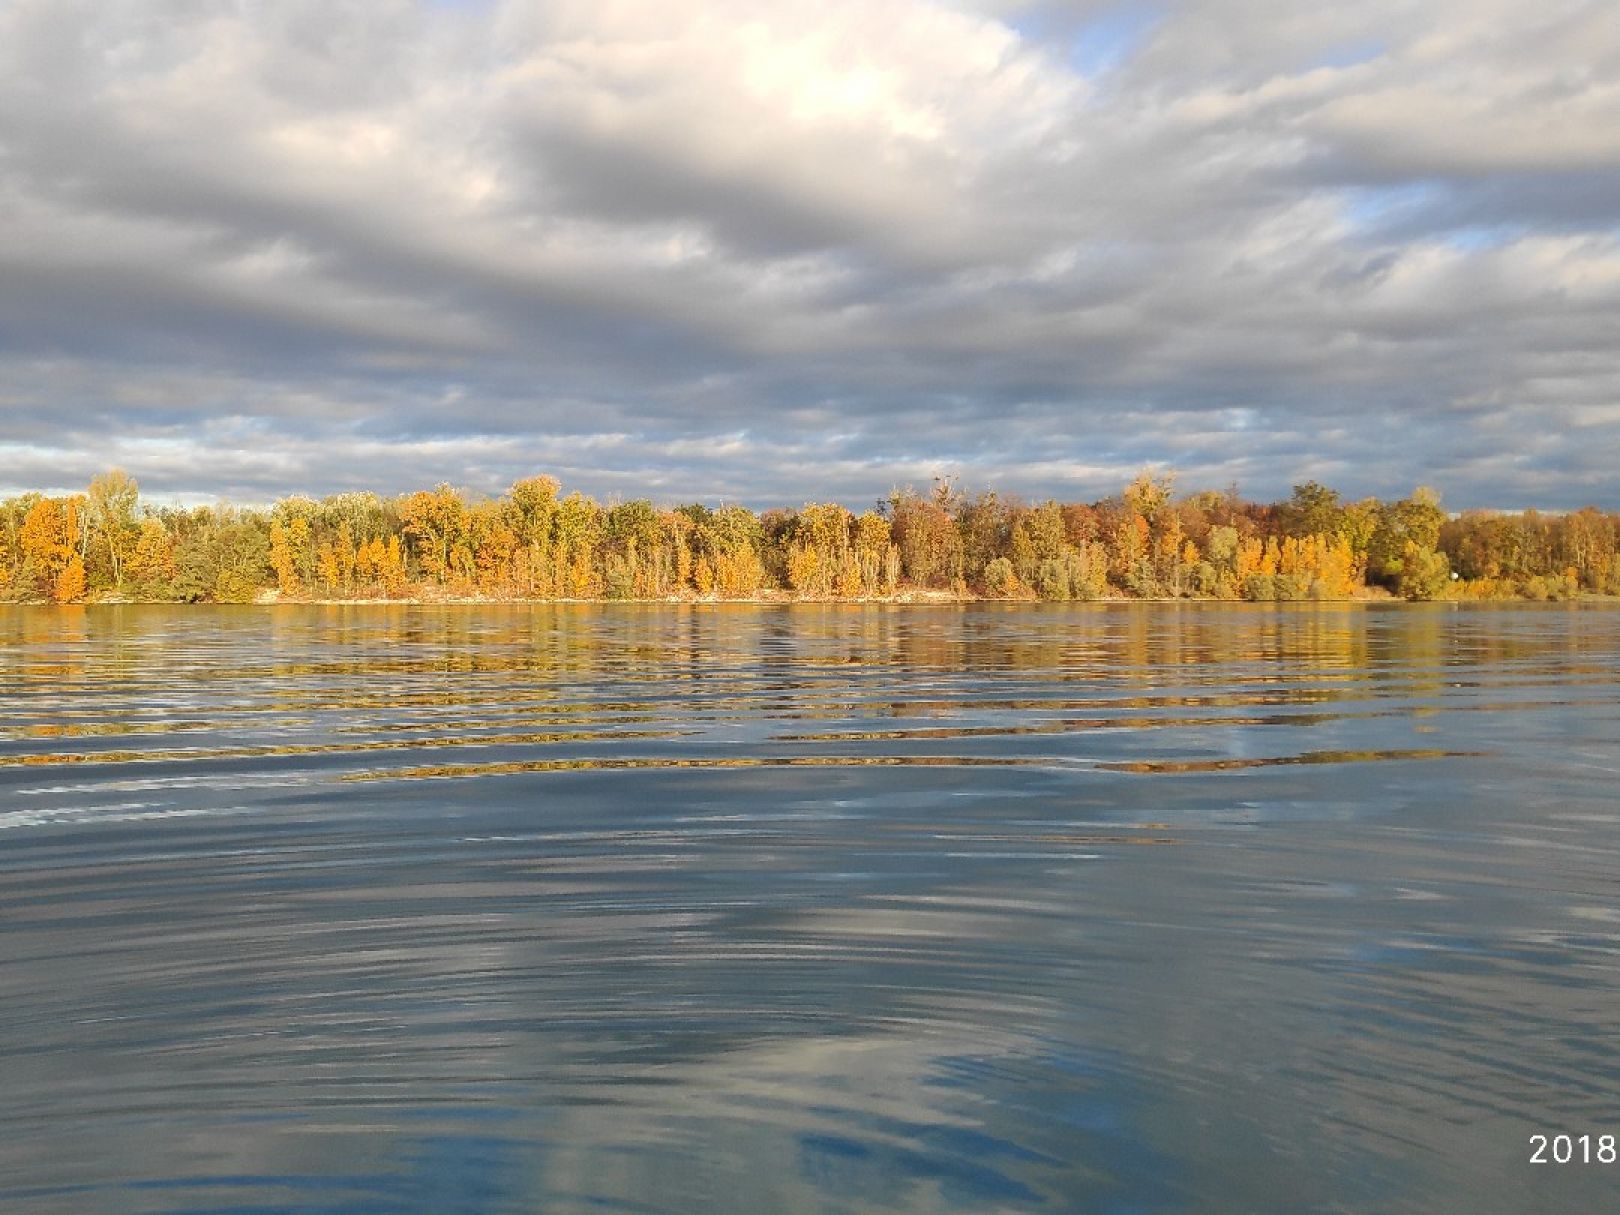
(86, 468, 140, 591)
(1368, 486, 1447, 589)
(1397, 540, 1452, 601)
(1279, 481, 1342, 539)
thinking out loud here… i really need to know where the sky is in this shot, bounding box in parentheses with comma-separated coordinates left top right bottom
(2, 0, 1618, 510)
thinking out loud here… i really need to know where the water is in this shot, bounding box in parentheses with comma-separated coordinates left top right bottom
(2, 603, 1619, 1213)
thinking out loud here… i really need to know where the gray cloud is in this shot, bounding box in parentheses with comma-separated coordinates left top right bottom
(1, 0, 1617, 510)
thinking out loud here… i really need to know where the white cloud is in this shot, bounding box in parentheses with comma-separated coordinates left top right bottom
(0, 0, 1617, 508)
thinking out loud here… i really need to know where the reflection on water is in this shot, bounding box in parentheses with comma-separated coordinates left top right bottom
(2, 603, 1620, 1213)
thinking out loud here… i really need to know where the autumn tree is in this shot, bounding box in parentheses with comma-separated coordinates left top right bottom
(552, 492, 604, 598)
(19, 497, 82, 602)
(401, 485, 473, 587)
(602, 499, 666, 599)
(168, 506, 270, 602)
(1368, 487, 1447, 591)
(86, 469, 140, 592)
(888, 483, 962, 589)
(125, 517, 178, 599)
(1011, 501, 1106, 601)
(2, 470, 1615, 606)
(704, 505, 767, 597)
(785, 502, 853, 597)
(1397, 541, 1452, 600)
(504, 476, 560, 596)
(1278, 481, 1343, 539)
(957, 491, 1017, 592)
(853, 510, 899, 596)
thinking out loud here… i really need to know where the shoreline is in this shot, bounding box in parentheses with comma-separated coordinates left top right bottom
(18, 590, 1619, 608)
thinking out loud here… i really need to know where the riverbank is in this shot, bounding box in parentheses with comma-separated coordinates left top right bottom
(27, 586, 1620, 608)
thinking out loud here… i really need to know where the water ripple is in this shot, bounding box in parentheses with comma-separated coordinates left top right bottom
(3, 603, 1620, 1213)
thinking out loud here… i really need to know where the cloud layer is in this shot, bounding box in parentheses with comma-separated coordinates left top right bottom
(2, 0, 1617, 508)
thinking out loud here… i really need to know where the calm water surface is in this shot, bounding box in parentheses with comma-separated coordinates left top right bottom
(3, 604, 1619, 1213)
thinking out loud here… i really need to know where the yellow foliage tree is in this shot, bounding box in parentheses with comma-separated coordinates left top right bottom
(54, 554, 87, 604)
(19, 498, 78, 601)
(127, 517, 176, 589)
(268, 517, 309, 596)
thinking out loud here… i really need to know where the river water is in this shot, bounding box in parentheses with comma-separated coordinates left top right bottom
(2, 603, 1618, 1213)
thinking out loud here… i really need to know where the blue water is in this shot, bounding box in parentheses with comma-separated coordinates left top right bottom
(2, 603, 1619, 1212)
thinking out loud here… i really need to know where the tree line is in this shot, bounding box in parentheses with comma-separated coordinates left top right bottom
(2, 470, 1617, 604)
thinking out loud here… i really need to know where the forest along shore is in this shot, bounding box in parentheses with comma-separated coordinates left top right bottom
(5, 469, 1617, 606)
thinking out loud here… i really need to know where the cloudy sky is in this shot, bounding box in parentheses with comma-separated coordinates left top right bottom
(2, 0, 1617, 509)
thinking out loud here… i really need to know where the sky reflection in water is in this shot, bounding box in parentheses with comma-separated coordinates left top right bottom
(2, 603, 1619, 1213)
